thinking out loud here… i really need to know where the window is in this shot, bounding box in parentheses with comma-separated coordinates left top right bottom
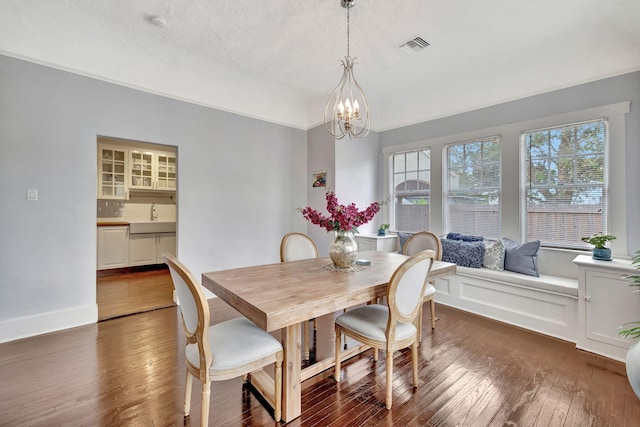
(391, 149, 431, 232)
(445, 137, 501, 238)
(522, 119, 608, 248)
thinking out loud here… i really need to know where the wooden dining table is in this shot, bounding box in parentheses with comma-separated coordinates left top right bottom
(201, 250, 456, 422)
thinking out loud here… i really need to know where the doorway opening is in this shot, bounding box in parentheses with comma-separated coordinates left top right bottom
(96, 135, 178, 320)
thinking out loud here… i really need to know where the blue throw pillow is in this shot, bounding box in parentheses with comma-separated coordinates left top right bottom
(502, 238, 540, 277)
(446, 232, 484, 242)
(397, 232, 413, 254)
(441, 239, 485, 268)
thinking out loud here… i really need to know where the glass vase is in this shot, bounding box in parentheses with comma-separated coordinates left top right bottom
(329, 231, 358, 268)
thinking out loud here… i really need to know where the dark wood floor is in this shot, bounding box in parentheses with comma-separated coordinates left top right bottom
(97, 268, 175, 320)
(2, 272, 639, 426)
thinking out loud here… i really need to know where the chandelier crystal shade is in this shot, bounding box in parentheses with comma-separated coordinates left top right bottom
(324, 0, 370, 139)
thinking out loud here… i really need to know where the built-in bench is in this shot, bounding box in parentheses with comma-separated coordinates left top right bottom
(434, 248, 581, 342)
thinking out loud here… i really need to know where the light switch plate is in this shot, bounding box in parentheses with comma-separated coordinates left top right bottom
(27, 188, 38, 201)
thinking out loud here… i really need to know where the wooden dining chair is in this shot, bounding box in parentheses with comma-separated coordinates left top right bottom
(403, 231, 442, 337)
(163, 253, 283, 425)
(280, 232, 320, 360)
(334, 249, 435, 409)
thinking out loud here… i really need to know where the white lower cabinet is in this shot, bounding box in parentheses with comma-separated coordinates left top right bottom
(354, 234, 399, 253)
(129, 233, 176, 266)
(97, 226, 130, 270)
(574, 255, 640, 361)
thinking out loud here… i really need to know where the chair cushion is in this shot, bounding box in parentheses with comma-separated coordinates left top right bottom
(423, 283, 436, 298)
(335, 305, 417, 343)
(185, 317, 282, 373)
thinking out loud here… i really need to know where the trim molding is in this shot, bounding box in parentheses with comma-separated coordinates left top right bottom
(0, 304, 98, 344)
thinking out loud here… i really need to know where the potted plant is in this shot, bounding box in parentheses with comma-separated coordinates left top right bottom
(377, 223, 390, 236)
(581, 233, 617, 261)
(620, 250, 640, 398)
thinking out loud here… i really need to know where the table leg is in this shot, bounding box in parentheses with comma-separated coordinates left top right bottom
(282, 322, 301, 422)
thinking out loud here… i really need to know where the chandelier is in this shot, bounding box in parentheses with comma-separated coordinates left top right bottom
(324, 0, 370, 139)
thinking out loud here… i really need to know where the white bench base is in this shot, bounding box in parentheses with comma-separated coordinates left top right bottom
(435, 266, 579, 343)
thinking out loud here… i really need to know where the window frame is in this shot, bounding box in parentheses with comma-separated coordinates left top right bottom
(389, 148, 432, 232)
(443, 135, 502, 239)
(520, 118, 609, 249)
(381, 102, 629, 255)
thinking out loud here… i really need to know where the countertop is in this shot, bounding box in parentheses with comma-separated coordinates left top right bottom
(97, 221, 130, 226)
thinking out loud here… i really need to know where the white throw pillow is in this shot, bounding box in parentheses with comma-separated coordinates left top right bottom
(483, 239, 505, 271)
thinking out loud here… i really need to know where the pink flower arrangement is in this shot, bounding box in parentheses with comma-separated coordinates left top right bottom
(300, 191, 381, 233)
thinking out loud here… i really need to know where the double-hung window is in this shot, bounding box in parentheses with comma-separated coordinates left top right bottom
(522, 119, 608, 248)
(444, 137, 501, 238)
(391, 149, 431, 232)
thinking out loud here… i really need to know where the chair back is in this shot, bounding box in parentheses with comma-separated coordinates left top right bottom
(403, 231, 442, 260)
(280, 232, 319, 262)
(163, 253, 212, 375)
(386, 250, 435, 338)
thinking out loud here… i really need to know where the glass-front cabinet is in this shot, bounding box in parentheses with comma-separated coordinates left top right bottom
(129, 150, 176, 191)
(98, 143, 176, 200)
(129, 150, 154, 189)
(98, 145, 127, 199)
(156, 152, 177, 190)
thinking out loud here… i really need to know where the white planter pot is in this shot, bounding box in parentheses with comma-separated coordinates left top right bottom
(627, 340, 640, 399)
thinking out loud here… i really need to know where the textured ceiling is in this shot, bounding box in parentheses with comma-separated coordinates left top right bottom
(1, 0, 639, 131)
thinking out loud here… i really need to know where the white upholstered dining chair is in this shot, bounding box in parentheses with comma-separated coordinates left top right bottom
(280, 232, 319, 262)
(163, 253, 283, 425)
(280, 232, 319, 360)
(334, 249, 435, 409)
(403, 231, 442, 335)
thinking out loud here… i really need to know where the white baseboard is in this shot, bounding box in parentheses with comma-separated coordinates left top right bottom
(0, 304, 98, 343)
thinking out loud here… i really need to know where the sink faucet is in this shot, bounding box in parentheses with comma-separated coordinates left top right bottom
(151, 203, 158, 221)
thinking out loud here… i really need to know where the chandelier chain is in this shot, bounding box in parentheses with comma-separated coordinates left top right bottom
(346, 5, 350, 58)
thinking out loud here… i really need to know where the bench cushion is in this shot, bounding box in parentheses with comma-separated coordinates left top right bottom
(456, 266, 578, 297)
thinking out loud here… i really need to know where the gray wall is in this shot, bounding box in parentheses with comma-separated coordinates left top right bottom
(1, 51, 638, 342)
(380, 72, 640, 254)
(305, 126, 382, 255)
(306, 125, 335, 255)
(0, 55, 307, 342)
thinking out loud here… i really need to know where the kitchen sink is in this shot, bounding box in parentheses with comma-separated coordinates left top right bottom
(129, 221, 176, 234)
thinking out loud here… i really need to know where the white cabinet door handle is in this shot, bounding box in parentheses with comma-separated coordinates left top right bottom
(585, 296, 592, 302)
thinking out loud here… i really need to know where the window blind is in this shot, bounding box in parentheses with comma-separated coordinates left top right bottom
(522, 119, 608, 248)
(391, 149, 431, 232)
(445, 137, 501, 239)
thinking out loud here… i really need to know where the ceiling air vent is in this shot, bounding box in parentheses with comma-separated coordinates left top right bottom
(399, 36, 430, 55)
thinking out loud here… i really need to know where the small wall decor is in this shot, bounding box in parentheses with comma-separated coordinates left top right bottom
(312, 170, 327, 188)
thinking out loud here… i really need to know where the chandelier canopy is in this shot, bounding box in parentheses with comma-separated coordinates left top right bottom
(324, 0, 370, 140)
